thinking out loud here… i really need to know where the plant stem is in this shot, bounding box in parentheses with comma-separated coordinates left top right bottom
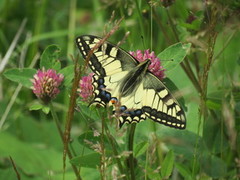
(151, 8, 172, 44)
(63, 58, 81, 178)
(0, 18, 27, 73)
(49, 102, 82, 180)
(104, 121, 128, 180)
(134, 0, 145, 37)
(166, 8, 202, 94)
(62, 0, 77, 126)
(192, 4, 218, 177)
(150, 5, 153, 51)
(100, 114, 106, 180)
(0, 39, 38, 130)
(27, 0, 47, 65)
(67, 0, 76, 56)
(166, 9, 180, 42)
(9, 156, 21, 180)
(128, 123, 136, 180)
(213, 30, 236, 61)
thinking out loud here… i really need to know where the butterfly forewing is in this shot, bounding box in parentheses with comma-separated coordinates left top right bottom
(76, 35, 186, 129)
(76, 35, 138, 76)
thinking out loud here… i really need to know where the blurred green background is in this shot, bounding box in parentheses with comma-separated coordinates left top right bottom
(1, 0, 240, 179)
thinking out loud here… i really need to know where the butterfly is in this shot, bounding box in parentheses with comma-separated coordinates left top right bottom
(76, 35, 186, 129)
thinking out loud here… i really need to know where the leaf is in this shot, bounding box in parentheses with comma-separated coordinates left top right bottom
(179, 18, 202, 31)
(70, 152, 100, 168)
(52, 60, 61, 71)
(3, 68, 36, 88)
(206, 99, 221, 110)
(78, 101, 101, 121)
(79, 167, 100, 180)
(156, 129, 207, 160)
(160, 150, 174, 178)
(179, 11, 204, 31)
(29, 103, 43, 111)
(78, 131, 112, 150)
(59, 65, 74, 87)
(201, 154, 227, 178)
(134, 141, 148, 157)
(42, 106, 50, 114)
(158, 43, 191, 74)
(40, 45, 61, 70)
(29, 103, 50, 114)
(0, 132, 65, 176)
(145, 166, 161, 180)
(203, 126, 229, 155)
(175, 163, 192, 180)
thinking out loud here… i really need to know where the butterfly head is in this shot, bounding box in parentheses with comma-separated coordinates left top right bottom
(136, 59, 151, 74)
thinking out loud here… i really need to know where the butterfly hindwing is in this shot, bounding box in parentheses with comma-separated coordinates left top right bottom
(76, 35, 186, 129)
(116, 72, 186, 129)
(91, 74, 110, 107)
(142, 73, 186, 129)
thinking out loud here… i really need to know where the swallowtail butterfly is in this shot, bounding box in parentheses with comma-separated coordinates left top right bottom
(76, 35, 186, 129)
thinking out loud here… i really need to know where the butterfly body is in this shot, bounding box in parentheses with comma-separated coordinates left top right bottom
(76, 35, 186, 129)
(119, 59, 150, 97)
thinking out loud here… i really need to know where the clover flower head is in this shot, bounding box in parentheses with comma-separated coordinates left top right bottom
(129, 49, 165, 80)
(78, 73, 94, 101)
(32, 68, 64, 103)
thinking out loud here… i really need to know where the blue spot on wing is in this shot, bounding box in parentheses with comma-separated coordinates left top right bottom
(99, 84, 105, 89)
(136, 110, 142, 115)
(98, 78, 104, 84)
(105, 93, 111, 101)
(120, 106, 127, 111)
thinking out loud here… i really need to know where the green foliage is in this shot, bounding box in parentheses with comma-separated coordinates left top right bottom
(160, 150, 174, 179)
(78, 131, 112, 150)
(201, 154, 227, 178)
(134, 141, 148, 157)
(1, 0, 240, 179)
(29, 103, 50, 114)
(0, 132, 43, 174)
(40, 45, 61, 70)
(158, 42, 191, 74)
(70, 152, 101, 168)
(0, 130, 68, 179)
(3, 68, 36, 88)
(175, 163, 192, 180)
(77, 101, 101, 121)
(59, 65, 74, 87)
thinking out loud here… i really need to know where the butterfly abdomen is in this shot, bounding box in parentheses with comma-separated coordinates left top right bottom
(119, 60, 151, 97)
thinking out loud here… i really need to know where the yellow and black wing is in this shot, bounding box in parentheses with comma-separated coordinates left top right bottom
(76, 35, 186, 129)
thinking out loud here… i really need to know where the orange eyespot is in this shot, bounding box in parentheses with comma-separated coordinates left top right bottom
(110, 99, 117, 104)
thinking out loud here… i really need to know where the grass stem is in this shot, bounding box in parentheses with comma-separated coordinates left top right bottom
(49, 102, 82, 180)
(128, 123, 136, 180)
